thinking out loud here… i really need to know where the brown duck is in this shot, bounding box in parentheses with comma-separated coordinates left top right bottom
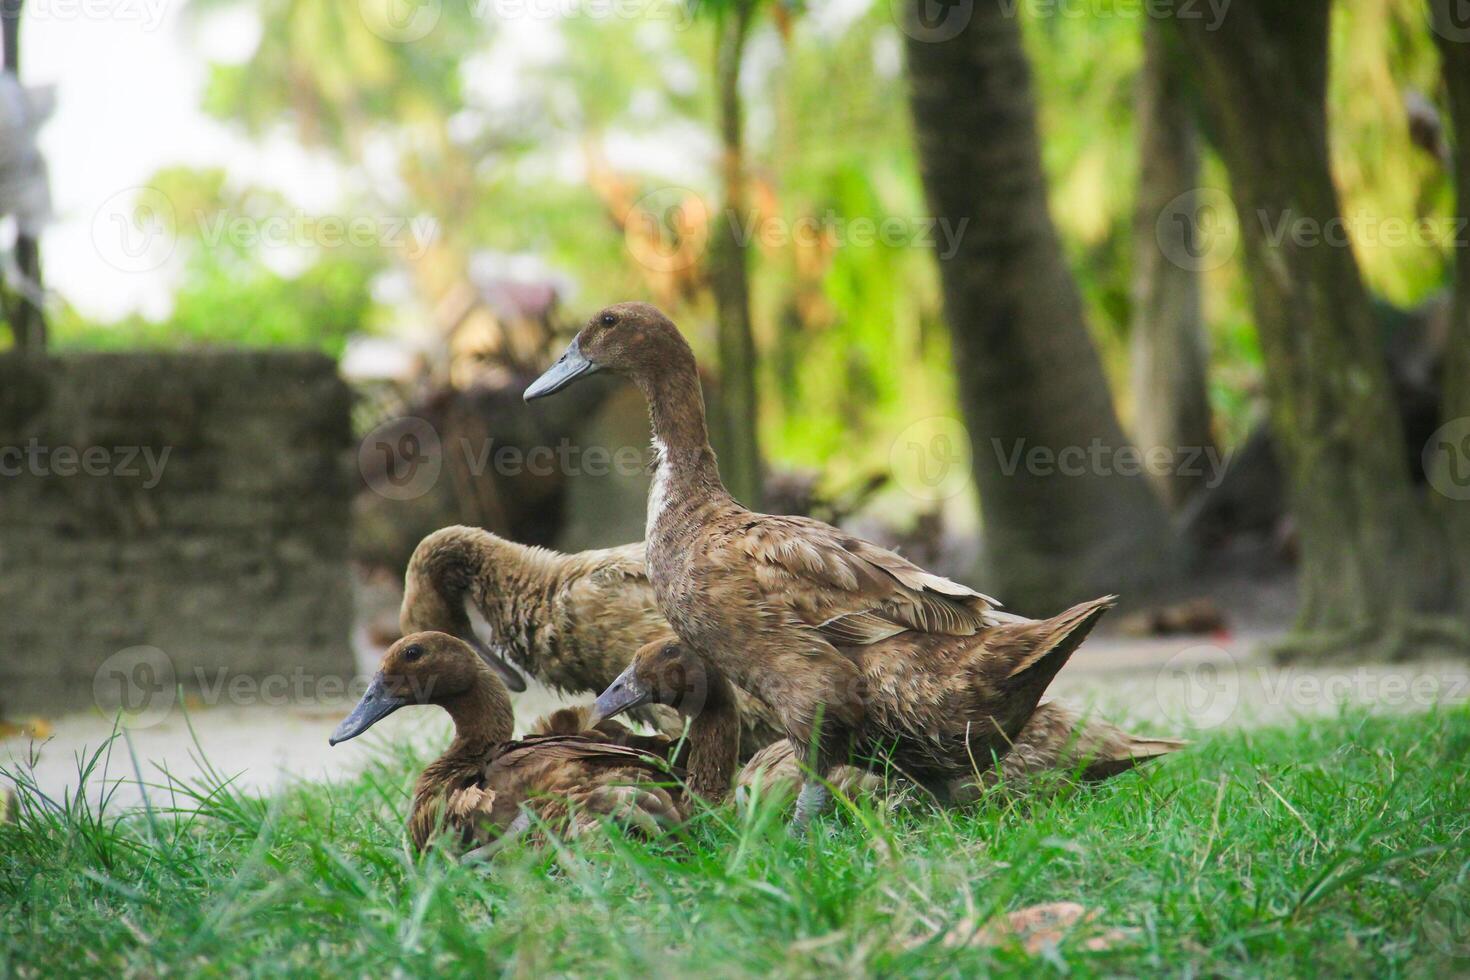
(330, 631, 683, 853)
(399, 525, 785, 754)
(595, 640, 1184, 807)
(527, 302, 1122, 826)
(400, 525, 1155, 781)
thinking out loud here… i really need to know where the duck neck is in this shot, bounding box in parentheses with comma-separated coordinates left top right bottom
(441, 667, 516, 749)
(422, 532, 563, 677)
(684, 672, 741, 804)
(634, 358, 730, 533)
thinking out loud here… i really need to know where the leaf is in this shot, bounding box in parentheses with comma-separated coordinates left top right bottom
(919, 901, 1134, 955)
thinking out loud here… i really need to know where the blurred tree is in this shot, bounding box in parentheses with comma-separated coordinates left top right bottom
(1167, 0, 1463, 659)
(1427, 0, 1470, 614)
(1129, 20, 1212, 510)
(708, 0, 764, 508)
(903, 1, 1179, 613)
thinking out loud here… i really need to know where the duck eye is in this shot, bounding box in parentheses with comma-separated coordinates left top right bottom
(600, 312, 617, 327)
(403, 645, 424, 663)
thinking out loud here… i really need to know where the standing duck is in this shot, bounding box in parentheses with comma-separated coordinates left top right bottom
(594, 641, 1184, 807)
(330, 632, 683, 853)
(526, 302, 1121, 827)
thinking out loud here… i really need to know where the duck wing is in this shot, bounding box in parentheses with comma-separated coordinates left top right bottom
(490, 734, 685, 833)
(716, 515, 1003, 650)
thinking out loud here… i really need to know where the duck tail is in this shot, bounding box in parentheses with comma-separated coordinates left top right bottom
(1077, 730, 1188, 780)
(999, 595, 1117, 692)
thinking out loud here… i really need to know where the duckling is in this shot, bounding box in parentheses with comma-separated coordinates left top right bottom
(594, 642, 1183, 808)
(526, 302, 1121, 827)
(330, 632, 682, 853)
(400, 525, 786, 755)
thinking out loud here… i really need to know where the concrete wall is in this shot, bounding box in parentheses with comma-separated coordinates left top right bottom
(0, 351, 355, 714)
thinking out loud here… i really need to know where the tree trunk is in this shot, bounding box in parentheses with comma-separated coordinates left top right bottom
(1168, 0, 1460, 660)
(707, 0, 763, 509)
(1130, 19, 1212, 511)
(1, 0, 45, 352)
(1428, 0, 1470, 615)
(903, 1, 1179, 614)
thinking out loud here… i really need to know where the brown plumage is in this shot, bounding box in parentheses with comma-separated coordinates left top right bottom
(400, 526, 785, 756)
(598, 642, 1183, 809)
(737, 701, 1185, 804)
(525, 302, 1125, 826)
(403, 525, 1169, 796)
(329, 631, 683, 853)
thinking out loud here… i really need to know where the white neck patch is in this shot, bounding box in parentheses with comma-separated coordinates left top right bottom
(647, 437, 672, 538)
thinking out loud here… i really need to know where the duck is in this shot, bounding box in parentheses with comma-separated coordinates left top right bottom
(329, 631, 684, 854)
(594, 640, 1184, 808)
(737, 701, 1184, 803)
(525, 302, 1124, 827)
(400, 526, 1156, 781)
(398, 525, 787, 755)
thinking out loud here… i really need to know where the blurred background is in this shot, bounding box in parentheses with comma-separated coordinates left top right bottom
(3, 0, 1469, 786)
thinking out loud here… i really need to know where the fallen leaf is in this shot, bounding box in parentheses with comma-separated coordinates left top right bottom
(0, 716, 53, 740)
(921, 901, 1133, 955)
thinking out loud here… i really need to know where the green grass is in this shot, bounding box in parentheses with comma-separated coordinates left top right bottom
(3, 709, 1470, 977)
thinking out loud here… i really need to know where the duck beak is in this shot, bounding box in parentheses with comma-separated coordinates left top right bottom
(330, 675, 408, 746)
(465, 633, 527, 693)
(589, 664, 652, 725)
(524, 337, 601, 401)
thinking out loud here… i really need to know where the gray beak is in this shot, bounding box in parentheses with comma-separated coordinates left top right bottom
(465, 633, 527, 693)
(589, 664, 652, 725)
(330, 674, 407, 746)
(524, 337, 601, 401)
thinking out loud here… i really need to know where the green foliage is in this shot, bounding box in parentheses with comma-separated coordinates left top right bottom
(88, 0, 1457, 468)
(55, 257, 377, 356)
(4, 709, 1470, 974)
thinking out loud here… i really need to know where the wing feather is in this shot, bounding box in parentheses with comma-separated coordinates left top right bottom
(709, 515, 1003, 652)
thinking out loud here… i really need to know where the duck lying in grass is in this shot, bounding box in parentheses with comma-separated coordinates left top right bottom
(400, 525, 1170, 786)
(594, 640, 1184, 808)
(526, 302, 1129, 828)
(330, 632, 683, 854)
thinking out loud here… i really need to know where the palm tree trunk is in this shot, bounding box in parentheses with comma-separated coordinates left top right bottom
(708, 0, 763, 509)
(1130, 19, 1212, 511)
(1428, 0, 1470, 615)
(903, 0, 1179, 614)
(1167, 0, 1460, 660)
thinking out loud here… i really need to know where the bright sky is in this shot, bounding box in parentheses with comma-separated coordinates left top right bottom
(22, 0, 343, 320)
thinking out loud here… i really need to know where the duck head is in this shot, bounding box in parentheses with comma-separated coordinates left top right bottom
(330, 631, 501, 745)
(590, 639, 713, 724)
(524, 302, 690, 401)
(400, 539, 526, 693)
